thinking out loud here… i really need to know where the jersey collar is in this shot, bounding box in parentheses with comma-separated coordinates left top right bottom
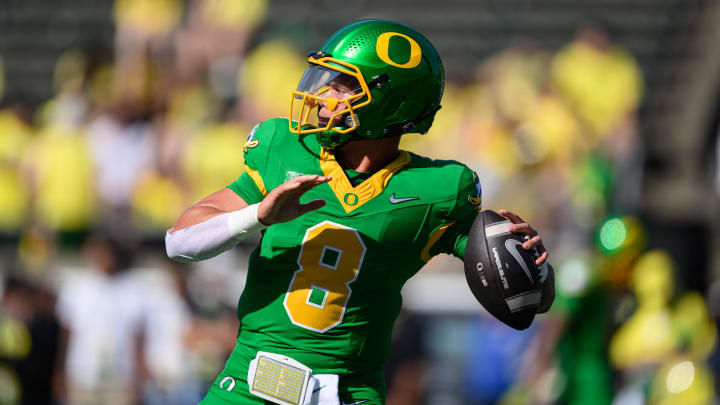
(319, 148, 411, 213)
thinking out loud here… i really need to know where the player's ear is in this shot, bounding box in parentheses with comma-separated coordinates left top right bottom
(537, 263, 555, 314)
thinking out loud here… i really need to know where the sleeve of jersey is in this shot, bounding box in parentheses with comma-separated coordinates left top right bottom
(427, 167, 481, 261)
(226, 120, 275, 204)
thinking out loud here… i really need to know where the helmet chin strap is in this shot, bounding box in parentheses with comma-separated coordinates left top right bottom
(319, 104, 442, 149)
(316, 128, 353, 149)
(316, 111, 358, 149)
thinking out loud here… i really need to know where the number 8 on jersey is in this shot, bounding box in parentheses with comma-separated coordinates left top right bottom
(283, 221, 367, 332)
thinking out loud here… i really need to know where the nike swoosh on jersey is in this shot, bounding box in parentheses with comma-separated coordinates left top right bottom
(389, 193, 419, 204)
(341, 400, 369, 405)
(505, 239, 535, 284)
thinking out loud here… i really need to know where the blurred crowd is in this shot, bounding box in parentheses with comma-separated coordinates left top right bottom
(0, 0, 718, 404)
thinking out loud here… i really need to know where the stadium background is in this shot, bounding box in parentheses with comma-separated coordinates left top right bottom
(1, 0, 720, 404)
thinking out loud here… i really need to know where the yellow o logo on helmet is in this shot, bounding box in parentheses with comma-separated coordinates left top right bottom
(376, 32, 422, 69)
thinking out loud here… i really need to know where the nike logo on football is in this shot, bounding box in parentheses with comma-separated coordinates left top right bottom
(389, 193, 419, 204)
(505, 239, 535, 284)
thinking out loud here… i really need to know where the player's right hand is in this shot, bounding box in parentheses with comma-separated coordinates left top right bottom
(257, 175, 331, 226)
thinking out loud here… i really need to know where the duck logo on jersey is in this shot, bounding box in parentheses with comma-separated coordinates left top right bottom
(467, 172, 482, 211)
(468, 195, 482, 211)
(244, 124, 260, 153)
(244, 140, 259, 153)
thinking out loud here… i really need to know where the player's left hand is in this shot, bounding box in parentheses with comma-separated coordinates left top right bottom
(499, 209, 548, 267)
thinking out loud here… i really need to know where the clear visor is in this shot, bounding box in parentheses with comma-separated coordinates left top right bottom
(295, 65, 362, 99)
(290, 61, 368, 136)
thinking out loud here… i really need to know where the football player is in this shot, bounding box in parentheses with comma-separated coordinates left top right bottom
(166, 19, 553, 405)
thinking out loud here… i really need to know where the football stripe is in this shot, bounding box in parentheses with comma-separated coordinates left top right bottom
(484, 221, 512, 238)
(506, 290, 541, 313)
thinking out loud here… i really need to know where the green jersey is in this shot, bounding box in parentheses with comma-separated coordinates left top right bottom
(227, 118, 480, 375)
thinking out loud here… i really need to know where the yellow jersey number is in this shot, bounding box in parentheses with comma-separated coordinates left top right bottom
(283, 221, 366, 333)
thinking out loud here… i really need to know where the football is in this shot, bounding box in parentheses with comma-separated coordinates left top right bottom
(464, 210, 542, 330)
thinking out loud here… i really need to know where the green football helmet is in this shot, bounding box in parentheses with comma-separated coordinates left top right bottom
(289, 19, 445, 149)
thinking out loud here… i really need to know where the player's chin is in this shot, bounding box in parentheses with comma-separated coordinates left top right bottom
(318, 110, 346, 127)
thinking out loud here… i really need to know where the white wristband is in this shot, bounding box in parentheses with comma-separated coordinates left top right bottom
(227, 203, 267, 239)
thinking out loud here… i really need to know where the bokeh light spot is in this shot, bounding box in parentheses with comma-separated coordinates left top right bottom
(599, 218, 626, 252)
(558, 257, 590, 296)
(666, 361, 695, 393)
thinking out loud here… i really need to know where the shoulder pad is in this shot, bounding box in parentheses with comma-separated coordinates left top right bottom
(242, 119, 278, 171)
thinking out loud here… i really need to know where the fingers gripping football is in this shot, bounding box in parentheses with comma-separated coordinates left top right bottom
(500, 209, 548, 266)
(258, 175, 330, 225)
(464, 210, 545, 330)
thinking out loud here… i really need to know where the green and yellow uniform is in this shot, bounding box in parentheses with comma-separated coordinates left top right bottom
(201, 118, 480, 404)
(202, 17, 472, 404)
